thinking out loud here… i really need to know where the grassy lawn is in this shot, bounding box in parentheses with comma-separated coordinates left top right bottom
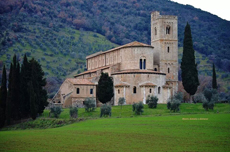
(0, 112, 229, 151)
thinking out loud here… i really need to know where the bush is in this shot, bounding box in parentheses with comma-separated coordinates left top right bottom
(167, 101, 171, 110)
(173, 92, 184, 101)
(100, 104, 111, 117)
(84, 98, 96, 112)
(167, 95, 181, 112)
(202, 88, 218, 111)
(194, 93, 207, 103)
(203, 88, 218, 102)
(132, 102, 144, 115)
(50, 106, 62, 118)
(118, 97, 125, 109)
(202, 101, 214, 111)
(69, 107, 78, 118)
(146, 95, 158, 108)
(170, 99, 181, 112)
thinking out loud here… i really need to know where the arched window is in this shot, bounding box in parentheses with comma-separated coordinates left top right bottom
(133, 86, 136, 94)
(139, 57, 146, 70)
(166, 26, 170, 34)
(154, 68, 157, 71)
(118, 89, 120, 94)
(168, 68, 170, 73)
(143, 59, 146, 69)
(77, 88, 80, 94)
(155, 27, 157, 35)
(140, 59, 142, 69)
(167, 47, 170, 53)
(149, 89, 152, 93)
(158, 87, 161, 94)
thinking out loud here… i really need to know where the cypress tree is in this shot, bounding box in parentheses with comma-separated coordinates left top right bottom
(11, 54, 20, 120)
(0, 65, 7, 127)
(28, 81, 36, 120)
(20, 54, 31, 118)
(212, 63, 217, 89)
(30, 58, 48, 115)
(6, 63, 13, 125)
(96, 72, 114, 104)
(181, 22, 199, 102)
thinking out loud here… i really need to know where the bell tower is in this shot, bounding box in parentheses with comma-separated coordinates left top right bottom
(151, 11, 178, 93)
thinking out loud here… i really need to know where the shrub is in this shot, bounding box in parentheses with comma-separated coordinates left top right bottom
(84, 98, 96, 112)
(132, 102, 144, 115)
(100, 104, 111, 117)
(194, 93, 207, 103)
(202, 88, 218, 111)
(69, 107, 78, 118)
(50, 106, 62, 118)
(167, 99, 181, 112)
(173, 92, 184, 101)
(202, 101, 214, 111)
(146, 95, 158, 108)
(170, 99, 181, 112)
(203, 88, 218, 102)
(118, 97, 125, 109)
(167, 101, 171, 110)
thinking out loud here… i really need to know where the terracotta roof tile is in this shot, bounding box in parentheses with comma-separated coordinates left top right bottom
(114, 82, 130, 87)
(140, 83, 156, 87)
(66, 78, 96, 85)
(74, 66, 110, 77)
(86, 41, 153, 59)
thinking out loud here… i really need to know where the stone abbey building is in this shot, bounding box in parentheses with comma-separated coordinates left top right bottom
(52, 11, 178, 107)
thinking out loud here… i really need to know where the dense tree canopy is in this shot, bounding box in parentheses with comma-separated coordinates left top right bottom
(0, 65, 7, 127)
(3, 54, 48, 125)
(181, 23, 199, 100)
(97, 72, 114, 104)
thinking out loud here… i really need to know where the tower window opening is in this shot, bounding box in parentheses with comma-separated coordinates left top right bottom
(143, 59, 146, 69)
(149, 89, 152, 93)
(133, 86, 136, 94)
(168, 68, 170, 73)
(140, 59, 142, 69)
(118, 89, 120, 94)
(77, 88, 80, 94)
(167, 47, 170, 53)
(154, 68, 157, 71)
(90, 88, 93, 94)
(158, 87, 161, 94)
(166, 26, 170, 34)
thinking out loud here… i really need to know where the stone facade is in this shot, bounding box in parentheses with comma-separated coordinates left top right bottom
(52, 78, 96, 107)
(52, 11, 178, 107)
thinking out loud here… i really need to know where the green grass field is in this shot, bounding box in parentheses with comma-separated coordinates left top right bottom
(0, 103, 230, 151)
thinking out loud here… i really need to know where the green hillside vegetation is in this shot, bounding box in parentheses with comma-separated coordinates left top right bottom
(0, 0, 230, 69)
(0, 0, 230, 96)
(0, 112, 229, 151)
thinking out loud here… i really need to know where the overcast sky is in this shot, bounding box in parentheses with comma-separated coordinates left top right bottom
(171, 0, 230, 21)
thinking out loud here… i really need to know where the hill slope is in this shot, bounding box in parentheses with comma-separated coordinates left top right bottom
(0, 0, 230, 96)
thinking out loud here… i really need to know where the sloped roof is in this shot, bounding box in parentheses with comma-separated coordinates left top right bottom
(140, 83, 157, 87)
(114, 82, 130, 87)
(74, 65, 110, 77)
(86, 41, 153, 59)
(66, 78, 96, 85)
